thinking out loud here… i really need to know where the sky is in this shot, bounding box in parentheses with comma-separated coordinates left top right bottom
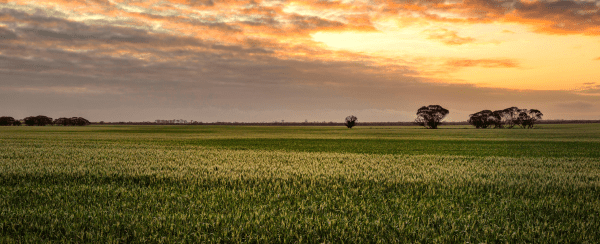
(1, 0, 599, 122)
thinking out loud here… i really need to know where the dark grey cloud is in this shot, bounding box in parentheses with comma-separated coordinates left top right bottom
(384, 0, 600, 34)
(0, 9, 273, 56)
(555, 101, 596, 111)
(0, 54, 74, 73)
(18, 27, 151, 43)
(1, 9, 152, 43)
(0, 27, 17, 40)
(3, 57, 598, 122)
(512, 0, 600, 32)
(2, 51, 599, 122)
(455, 0, 600, 34)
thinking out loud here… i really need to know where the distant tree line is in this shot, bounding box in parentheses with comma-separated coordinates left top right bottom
(1, 108, 548, 129)
(0, 115, 90, 126)
(468, 107, 543, 129)
(342, 105, 452, 130)
(342, 105, 544, 130)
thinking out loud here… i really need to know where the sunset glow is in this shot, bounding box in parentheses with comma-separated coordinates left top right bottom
(313, 21, 600, 90)
(1, 0, 599, 121)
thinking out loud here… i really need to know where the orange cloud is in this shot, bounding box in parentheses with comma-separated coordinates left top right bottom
(446, 59, 519, 68)
(8, 0, 600, 38)
(424, 28, 476, 45)
(288, 0, 370, 12)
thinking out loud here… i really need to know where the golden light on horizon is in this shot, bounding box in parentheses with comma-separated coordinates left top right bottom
(312, 20, 600, 90)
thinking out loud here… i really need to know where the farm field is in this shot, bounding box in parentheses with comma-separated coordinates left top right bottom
(1, 124, 600, 242)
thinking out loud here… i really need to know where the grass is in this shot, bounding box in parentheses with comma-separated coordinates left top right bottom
(1, 124, 599, 242)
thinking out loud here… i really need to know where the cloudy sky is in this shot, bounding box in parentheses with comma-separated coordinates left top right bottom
(1, 0, 599, 122)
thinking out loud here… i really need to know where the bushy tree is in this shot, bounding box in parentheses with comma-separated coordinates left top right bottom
(0, 116, 16, 126)
(468, 110, 505, 129)
(468, 107, 543, 129)
(23, 117, 35, 126)
(491, 110, 505, 128)
(72, 117, 91, 126)
(415, 105, 449, 129)
(53, 117, 91, 126)
(516, 109, 543, 128)
(468, 110, 492, 128)
(54, 117, 71, 126)
(344, 115, 357, 128)
(24, 115, 53, 126)
(501, 107, 521, 128)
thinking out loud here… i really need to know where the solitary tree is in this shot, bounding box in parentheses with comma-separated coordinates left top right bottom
(0, 116, 16, 126)
(344, 115, 357, 128)
(415, 105, 449, 129)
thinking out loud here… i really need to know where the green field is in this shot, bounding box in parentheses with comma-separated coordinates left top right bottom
(1, 124, 600, 242)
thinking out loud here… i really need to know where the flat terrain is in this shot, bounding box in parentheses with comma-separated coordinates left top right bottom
(1, 124, 599, 242)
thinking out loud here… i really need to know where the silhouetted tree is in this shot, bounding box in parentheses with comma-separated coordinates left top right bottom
(490, 110, 505, 128)
(24, 115, 53, 126)
(23, 116, 35, 126)
(468, 110, 493, 128)
(54, 117, 70, 126)
(13, 120, 21, 126)
(0, 116, 16, 126)
(36, 116, 53, 126)
(415, 105, 449, 129)
(517, 109, 543, 128)
(53, 117, 91, 126)
(468, 110, 506, 129)
(501, 107, 521, 128)
(72, 117, 91, 126)
(468, 107, 543, 129)
(467, 112, 482, 128)
(344, 115, 357, 128)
